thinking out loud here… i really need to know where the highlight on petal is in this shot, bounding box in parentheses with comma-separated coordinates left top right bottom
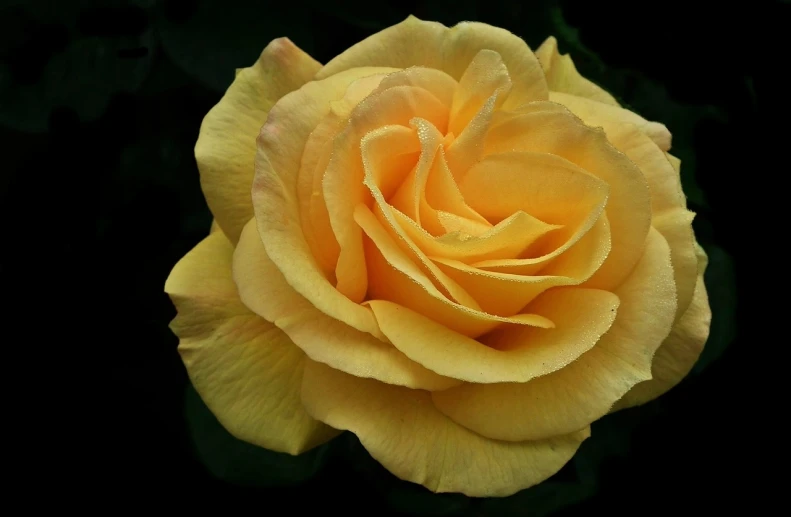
(233, 219, 460, 391)
(165, 230, 339, 454)
(432, 228, 676, 441)
(367, 286, 619, 384)
(197, 38, 321, 243)
(612, 245, 711, 410)
(301, 359, 590, 497)
(535, 36, 619, 107)
(485, 103, 651, 289)
(316, 16, 548, 107)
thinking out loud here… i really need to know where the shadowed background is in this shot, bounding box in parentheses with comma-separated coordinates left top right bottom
(1, 0, 772, 513)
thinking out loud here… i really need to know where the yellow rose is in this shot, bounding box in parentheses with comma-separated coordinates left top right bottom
(165, 16, 711, 497)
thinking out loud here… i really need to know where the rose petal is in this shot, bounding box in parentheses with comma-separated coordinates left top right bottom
(367, 285, 618, 384)
(450, 49, 512, 135)
(459, 151, 610, 227)
(472, 212, 611, 277)
(359, 205, 554, 337)
(550, 91, 671, 152)
(361, 126, 484, 308)
(535, 36, 619, 107)
(432, 228, 676, 441)
(324, 85, 448, 302)
(612, 244, 711, 409)
(297, 73, 388, 280)
(253, 66, 396, 336)
(316, 15, 548, 108)
(165, 230, 339, 454)
(548, 92, 698, 319)
(485, 103, 651, 289)
(233, 219, 460, 391)
(301, 359, 590, 497)
(197, 38, 321, 243)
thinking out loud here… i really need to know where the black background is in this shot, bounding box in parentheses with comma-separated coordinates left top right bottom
(2, 0, 773, 513)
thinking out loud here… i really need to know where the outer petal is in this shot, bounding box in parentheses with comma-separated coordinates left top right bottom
(535, 36, 619, 107)
(432, 228, 676, 441)
(548, 91, 698, 319)
(234, 219, 460, 391)
(301, 359, 590, 497)
(197, 38, 321, 243)
(165, 230, 339, 454)
(316, 16, 548, 107)
(612, 245, 711, 410)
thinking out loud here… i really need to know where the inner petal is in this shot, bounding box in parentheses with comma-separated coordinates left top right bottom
(358, 203, 554, 338)
(458, 151, 609, 233)
(323, 84, 448, 302)
(449, 49, 512, 135)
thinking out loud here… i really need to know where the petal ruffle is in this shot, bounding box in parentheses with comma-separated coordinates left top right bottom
(165, 230, 339, 454)
(431, 228, 676, 441)
(233, 219, 461, 391)
(301, 359, 590, 497)
(612, 244, 711, 409)
(316, 16, 548, 108)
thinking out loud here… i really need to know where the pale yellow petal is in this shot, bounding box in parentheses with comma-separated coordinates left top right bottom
(301, 360, 590, 497)
(450, 49, 512, 135)
(316, 16, 548, 108)
(432, 228, 676, 441)
(367, 286, 618, 384)
(485, 104, 651, 289)
(197, 38, 321, 243)
(550, 91, 671, 151)
(233, 219, 460, 391)
(612, 247, 711, 410)
(165, 230, 339, 454)
(535, 36, 619, 107)
(253, 66, 396, 337)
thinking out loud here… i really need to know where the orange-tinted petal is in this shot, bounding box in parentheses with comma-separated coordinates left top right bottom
(486, 104, 651, 289)
(253, 66, 396, 335)
(367, 286, 617, 384)
(233, 219, 460, 391)
(432, 228, 676, 441)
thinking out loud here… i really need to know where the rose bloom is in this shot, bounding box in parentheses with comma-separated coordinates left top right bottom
(165, 16, 711, 496)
